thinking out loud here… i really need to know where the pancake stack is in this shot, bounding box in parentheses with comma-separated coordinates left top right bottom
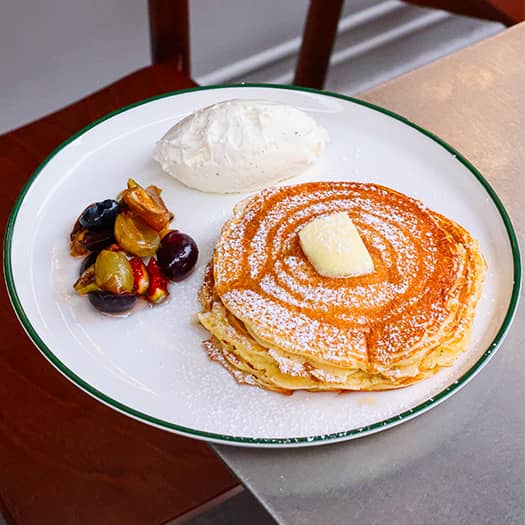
(198, 182, 486, 393)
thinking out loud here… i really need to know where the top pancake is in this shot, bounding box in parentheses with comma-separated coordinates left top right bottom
(212, 182, 476, 373)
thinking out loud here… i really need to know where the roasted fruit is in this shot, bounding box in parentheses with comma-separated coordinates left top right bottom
(88, 291, 138, 314)
(146, 257, 169, 303)
(79, 252, 99, 276)
(94, 250, 134, 294)
(114, 211, 160, 257)
(122, 179, 173, 231)
(73, 264, 99, 295)
(79, 199, 121, 230)
(157, 230, 198, 281)
(129, 256, 150, 295)
(70, 227, 115, 256)
(70, 179, 191, 316)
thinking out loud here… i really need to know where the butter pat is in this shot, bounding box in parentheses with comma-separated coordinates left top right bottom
(299, 212, 374, 278)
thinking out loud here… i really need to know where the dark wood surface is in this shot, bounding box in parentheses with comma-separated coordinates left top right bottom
(0, 64, 238, 525)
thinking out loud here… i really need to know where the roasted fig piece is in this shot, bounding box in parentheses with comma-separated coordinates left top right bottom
(79, 199, 121, 230)
(122, 179, 173, 231)
(70, 230, 89, 257)
(114, 211, 160, 257)
(128, 256, 150, 295)
(157, 230, 198, 281)
(88, 291, 138, 314)
(73, 264, 99, 295)
(146, 257, 169, 303)
(94, 250, 134, 294)
(79, 252, 99, 276)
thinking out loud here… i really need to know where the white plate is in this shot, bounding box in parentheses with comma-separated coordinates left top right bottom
(4, 85, 521, 447)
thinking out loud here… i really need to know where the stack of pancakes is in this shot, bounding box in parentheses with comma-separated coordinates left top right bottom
(198, 182, 486, 393)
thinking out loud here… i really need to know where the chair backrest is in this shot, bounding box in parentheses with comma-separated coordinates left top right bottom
(403, 0, 523, 26)
(147, 0, 523, 90)
(146, 0, 339, 89)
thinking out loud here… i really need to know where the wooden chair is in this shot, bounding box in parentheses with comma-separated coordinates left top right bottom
(403, 0, 524, 26)
(0, 63, 232, 525)
(1, 2, 220, 524)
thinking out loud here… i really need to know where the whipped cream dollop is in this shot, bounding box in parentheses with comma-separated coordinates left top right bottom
(153, 99, 328, 193)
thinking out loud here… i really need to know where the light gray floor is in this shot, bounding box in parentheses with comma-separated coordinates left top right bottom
(171, 489, 276, 525)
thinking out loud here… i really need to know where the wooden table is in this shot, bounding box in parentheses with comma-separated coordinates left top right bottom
(215, 23, 525, 525)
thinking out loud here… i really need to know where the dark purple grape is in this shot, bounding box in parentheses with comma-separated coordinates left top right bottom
(87, 291, 138, 314)
(82, 229, 115, 252)
(79, 252, 99, 276)
(79, 199, 121, 230)
(157, 230, 198, 281)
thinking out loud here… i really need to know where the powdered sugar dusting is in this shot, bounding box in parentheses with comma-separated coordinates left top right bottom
(268, 348, 309, 378)
(215, 182, 463, 366)
(204, 339, 258, 386)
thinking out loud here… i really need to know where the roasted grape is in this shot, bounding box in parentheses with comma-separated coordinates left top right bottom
(114, 211, 160, 257)
(79, 199, 121, 230)
(88, 291, 138, 314)
(94, 250, 134, 294)
(157, 230, 198, 281)
(83, 229, 115, 252)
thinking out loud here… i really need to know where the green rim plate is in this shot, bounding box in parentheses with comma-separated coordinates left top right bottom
(3, 84, 522, 446)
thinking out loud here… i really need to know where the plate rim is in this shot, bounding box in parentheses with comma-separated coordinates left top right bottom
(3, 83, 522, 447)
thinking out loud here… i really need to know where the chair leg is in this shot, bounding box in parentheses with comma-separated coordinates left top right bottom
(148, 0, 191, 75)
(294, 0, 345, 90)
